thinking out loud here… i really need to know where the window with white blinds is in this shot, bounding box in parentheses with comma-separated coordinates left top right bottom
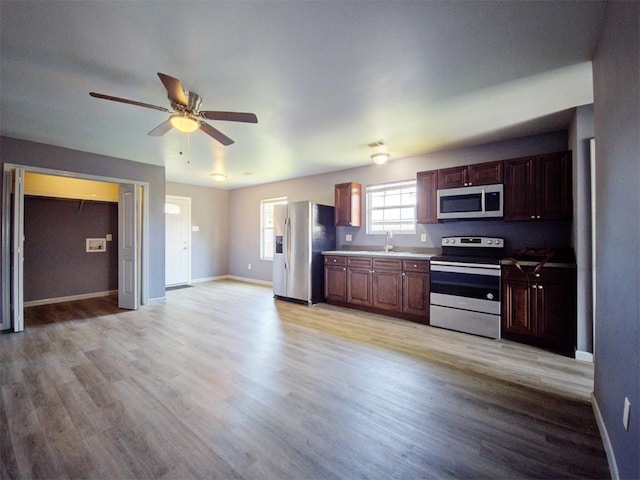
(366, 180, 417, 234)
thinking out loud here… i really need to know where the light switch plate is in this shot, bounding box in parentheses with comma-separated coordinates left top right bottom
(192, 226, 199, 232)
(420, 234, 427, 242)
(346, 234, 352, 242)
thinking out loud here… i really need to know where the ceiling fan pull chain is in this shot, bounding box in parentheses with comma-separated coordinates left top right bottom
(186, 133, 191, 164)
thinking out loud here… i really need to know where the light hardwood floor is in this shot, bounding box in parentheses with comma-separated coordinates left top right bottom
(2, 280, 608, 479)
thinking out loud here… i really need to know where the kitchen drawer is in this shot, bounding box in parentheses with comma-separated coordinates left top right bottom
(373, 258, 402, 271)
(348, 257, 372, 268)
(325, 255, 347, 266)
(402, 260, 429, 273)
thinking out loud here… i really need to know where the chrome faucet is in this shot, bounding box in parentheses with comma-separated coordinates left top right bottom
(384, 230, 394, 253)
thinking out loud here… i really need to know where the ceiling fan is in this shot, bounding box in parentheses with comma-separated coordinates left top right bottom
(90, 72, 257, 146)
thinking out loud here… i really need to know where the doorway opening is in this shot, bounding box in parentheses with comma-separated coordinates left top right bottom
(1, 164, 149, 332)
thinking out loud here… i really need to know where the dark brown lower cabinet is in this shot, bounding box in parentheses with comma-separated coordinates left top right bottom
(502, 265, 576, 355)
(325, 255, 429, 324)
(402, 260, 430, 317)
(372, 258, 403, 312)
(324, 256, 347, 303)
(346, 257, 372, 306)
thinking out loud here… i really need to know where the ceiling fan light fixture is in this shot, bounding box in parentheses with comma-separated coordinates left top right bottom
(170, 114, 199, 133)
(371, 152, 390, 165)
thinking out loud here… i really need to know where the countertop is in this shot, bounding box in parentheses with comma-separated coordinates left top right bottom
(501, 258, 576, 269)
(322, 250, 437, 260)
(322, 249, 576, 267)
(502, 248, 576, 268)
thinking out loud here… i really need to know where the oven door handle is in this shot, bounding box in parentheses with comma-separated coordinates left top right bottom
(481, 188, 486, 214)
(430, 263, 501, 276)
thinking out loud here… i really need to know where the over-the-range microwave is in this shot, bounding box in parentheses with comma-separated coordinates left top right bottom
(437, 184, 504, 220)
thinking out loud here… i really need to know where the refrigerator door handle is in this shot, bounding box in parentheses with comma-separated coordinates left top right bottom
(285, 217, 292, 270)
(282, 218, 287, 270)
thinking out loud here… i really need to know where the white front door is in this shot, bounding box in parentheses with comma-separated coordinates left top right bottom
(165, 195, 191, 286)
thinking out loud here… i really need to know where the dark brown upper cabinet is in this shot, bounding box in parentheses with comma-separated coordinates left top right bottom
(335, 182, 361, 226)
(504, 151, 572, 221)
(416, 170, 438, 224)
(437, 161, 503, 189)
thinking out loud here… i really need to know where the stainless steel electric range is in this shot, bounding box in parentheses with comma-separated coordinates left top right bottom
(429, 236, 505, 339)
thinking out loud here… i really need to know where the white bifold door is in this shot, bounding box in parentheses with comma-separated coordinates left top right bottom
(10, 168, 25, 332)
(118, 184, 139, 310)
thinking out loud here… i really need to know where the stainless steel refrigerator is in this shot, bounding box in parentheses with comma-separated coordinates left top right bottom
(273, 201, 336, 304)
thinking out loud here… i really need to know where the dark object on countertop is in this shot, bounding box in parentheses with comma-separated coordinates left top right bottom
(505, 247, 575, 274)
(508, 247, 575, 264)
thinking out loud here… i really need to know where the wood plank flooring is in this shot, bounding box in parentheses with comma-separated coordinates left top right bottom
(2, 280, 609, 479)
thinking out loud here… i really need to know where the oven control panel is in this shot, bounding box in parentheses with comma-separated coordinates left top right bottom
(441, 236, 503, 247)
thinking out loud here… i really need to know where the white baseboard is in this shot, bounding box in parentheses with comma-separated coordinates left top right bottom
(225, 275, 272, 287)
(24, 290, 117, 307)
(591, 392, 619, 480)
(191, 275, 227, 283)
(575, 350, 594, 362)
(147, 296, 166, 304)
(175, 275, 272, 287)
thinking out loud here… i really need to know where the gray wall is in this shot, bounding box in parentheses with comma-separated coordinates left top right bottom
(0, 136, 166, 304)
(569, 104, 595, 355)
(592, 2, 640, 478)
(165, 182, 230, 281)
(228, 131, 571, 282)
(24, 196, 118, 302)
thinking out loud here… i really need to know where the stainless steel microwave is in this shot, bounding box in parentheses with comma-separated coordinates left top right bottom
(437, 184, 504, 220)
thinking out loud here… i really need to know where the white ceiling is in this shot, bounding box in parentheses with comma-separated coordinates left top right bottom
(1, 1, 606, 189)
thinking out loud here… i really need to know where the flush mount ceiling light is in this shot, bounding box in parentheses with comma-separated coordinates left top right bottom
(371, 152, 390, 165)
(170, 113, 199, 133)
(209, 173, 227, 182)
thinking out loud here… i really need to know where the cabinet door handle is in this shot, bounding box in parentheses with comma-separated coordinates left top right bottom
(534, 273, 540, 277)
(530, 215, 536, 219)
(536, 215, 541, 219)
(538, 285, 543, 289)
(531, 284, 537, 289)
(343, 268, 346, 271)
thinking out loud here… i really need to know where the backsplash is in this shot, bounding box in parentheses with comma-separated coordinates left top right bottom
(337, 219, 572, 254)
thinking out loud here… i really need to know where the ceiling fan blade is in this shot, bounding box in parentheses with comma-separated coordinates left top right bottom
(90, 92, 170, 113)
(200, 122, 234, 146)
(199, 111, 258, 123)
(147, 119, 173, 136)
(157, 72, 188, 106)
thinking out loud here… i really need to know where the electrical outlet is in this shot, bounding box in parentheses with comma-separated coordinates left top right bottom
(623, 397, 631, 430)
(106, 233, 113, 241)
(248, 264, 252, 270)
(420, 234, 427, 242)
(346, 234, 353, 242)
